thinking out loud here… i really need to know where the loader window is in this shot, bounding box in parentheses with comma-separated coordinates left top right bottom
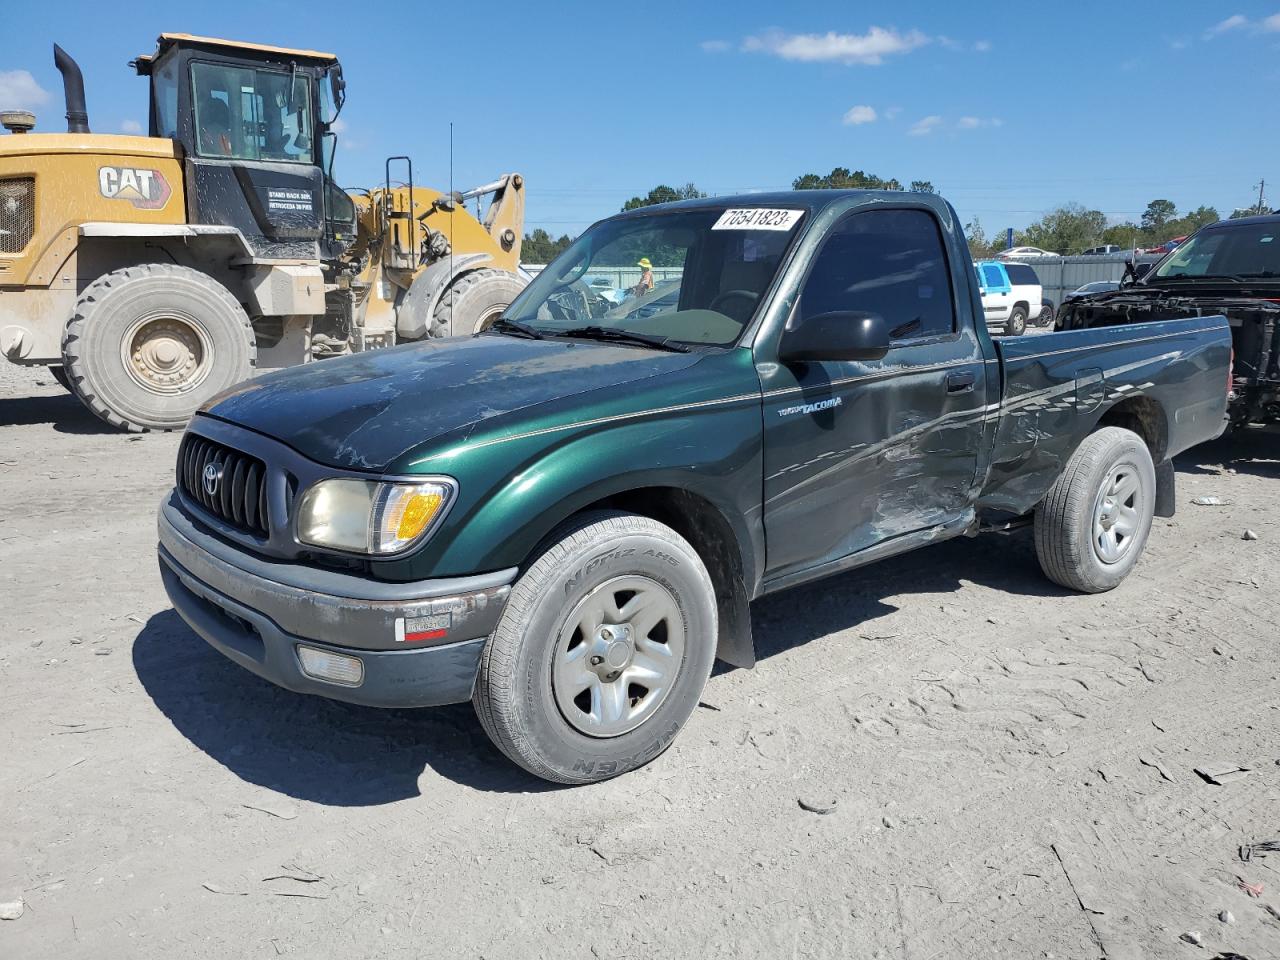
(152, 57, 180, 139)
(191, 62, 313, 164)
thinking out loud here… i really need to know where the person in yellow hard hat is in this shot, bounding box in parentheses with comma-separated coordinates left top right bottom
(630, 257, 655, 298)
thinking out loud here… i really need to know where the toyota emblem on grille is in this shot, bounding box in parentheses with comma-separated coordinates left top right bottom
(202, 461, 223, 497)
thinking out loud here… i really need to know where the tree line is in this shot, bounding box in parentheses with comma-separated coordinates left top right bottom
(522, 168, 1267, 263)
(964, 199, 1228, 259)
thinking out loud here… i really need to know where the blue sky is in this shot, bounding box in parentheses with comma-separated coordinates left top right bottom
(4, 1, 1279, 240)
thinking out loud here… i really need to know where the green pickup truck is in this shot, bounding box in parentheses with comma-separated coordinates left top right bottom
(157, 190, 1231, 783)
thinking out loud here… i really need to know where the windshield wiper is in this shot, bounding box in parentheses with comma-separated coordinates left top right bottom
(488, 317, 545, 340)
(554, 326, 691, 353)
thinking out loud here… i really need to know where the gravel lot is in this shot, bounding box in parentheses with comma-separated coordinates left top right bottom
(2, 358, 1279, 960)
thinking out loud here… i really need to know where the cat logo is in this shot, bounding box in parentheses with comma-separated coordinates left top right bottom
(98, 166, 171, 210)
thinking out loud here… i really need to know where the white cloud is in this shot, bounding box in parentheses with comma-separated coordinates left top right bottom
(120, 119, 143, 134)
(884, 106, 902, 120)
(908, 115, 943, 136)
(700, 39, 730, 53)
(0, 70, 51, 111)
(743, 26, 930, 66)
(330, 117, 348, 133)
(842, 104, 877, 125)
(1205, 13, 1248, 38)
(957, 116, 1002, 130)
(973, 39, 992, 53)
(1262, 13, 1280, 31)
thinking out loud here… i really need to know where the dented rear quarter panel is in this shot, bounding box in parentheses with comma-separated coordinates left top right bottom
(979, 315, 1232, 514)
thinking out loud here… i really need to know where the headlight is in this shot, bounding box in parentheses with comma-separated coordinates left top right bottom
(296, 478, 456, 555)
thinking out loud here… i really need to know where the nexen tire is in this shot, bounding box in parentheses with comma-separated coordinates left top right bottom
(62, 264, 255, 432)
(473, 510, 717, 784)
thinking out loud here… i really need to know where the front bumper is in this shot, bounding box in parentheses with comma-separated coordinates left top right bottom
(157, 492, 515, 708)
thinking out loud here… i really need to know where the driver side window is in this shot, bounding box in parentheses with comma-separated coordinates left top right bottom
(798, 209, 956, 341)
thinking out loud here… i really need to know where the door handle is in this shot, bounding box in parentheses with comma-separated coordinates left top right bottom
(946, 371, 976, 394)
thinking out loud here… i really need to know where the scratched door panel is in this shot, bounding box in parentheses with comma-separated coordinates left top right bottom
(759, 207, 987, 581)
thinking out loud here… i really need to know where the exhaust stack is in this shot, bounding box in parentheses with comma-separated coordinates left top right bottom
(52, 43, 90, 134)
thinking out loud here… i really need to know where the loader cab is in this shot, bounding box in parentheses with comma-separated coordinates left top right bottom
(135, 34, 355, 259)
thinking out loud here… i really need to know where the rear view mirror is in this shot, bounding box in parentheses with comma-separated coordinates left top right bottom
(329, 65, 347, 116)
(779, 310, 890, 363)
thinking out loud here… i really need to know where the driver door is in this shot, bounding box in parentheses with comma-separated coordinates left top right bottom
(758, 206, 988, 584)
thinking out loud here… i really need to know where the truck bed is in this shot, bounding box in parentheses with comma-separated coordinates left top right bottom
(978, 315, 1232, 516)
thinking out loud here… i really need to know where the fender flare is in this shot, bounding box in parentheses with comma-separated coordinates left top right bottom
(397, 253, 495, 339)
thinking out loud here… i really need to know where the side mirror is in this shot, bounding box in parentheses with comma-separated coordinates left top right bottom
(1133, 262, 1153, 279)
(779, 310, 890, 363)
(329, 65, 347, 117)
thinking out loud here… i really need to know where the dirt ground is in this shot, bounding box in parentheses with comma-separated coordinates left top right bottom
(2, 357, 1279, 960)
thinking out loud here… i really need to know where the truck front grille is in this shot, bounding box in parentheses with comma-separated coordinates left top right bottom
(178, 434, 270, 537)
(0, 177, 35, 254)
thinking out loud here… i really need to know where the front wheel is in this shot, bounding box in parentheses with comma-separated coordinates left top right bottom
(473, 511, 717, 784)
(1034, 427, 1156, 592)
(62, 264, 255, 432)
(429, 268, 528, 338)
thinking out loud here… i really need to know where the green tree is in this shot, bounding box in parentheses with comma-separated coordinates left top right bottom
(521, 228, 574, 263)
(909, 180, 936, 194)
(1141, 199, 1178, 236)
(792, 168, 903, 191)
(963, 217, 1002, 260)
(1020, 203, 1108, 255)
(1099, 222, 1141, 250)
(621, 182, 706, 212)
(1167, 205, 1219, 238)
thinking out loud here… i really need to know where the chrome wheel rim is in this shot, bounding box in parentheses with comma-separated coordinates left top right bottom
(121, 313, 211, 395)
(552, 575, 685, 738)
(1093, 463, 1142, 564)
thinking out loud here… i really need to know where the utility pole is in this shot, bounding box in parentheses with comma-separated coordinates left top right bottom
(1256, 179, 1267, 215)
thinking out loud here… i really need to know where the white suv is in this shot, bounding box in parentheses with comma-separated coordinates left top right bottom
(975, 261, 1043, 336)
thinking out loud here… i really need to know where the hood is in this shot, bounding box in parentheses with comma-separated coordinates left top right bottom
(200, 334, 703, 470)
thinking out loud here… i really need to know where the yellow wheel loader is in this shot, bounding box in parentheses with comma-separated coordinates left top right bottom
(0, 35, 527, 431)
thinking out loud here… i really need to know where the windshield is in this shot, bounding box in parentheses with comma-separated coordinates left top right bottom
(1151, 221, 1280, 280)
(191, 62, 313, 163)
(504, 207, 804, 347)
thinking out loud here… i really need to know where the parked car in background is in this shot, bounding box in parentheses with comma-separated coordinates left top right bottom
(998, 246, 1056, 259)
(1055, 280, 1123, 323)
(1071, 280, 1123, 298)
(1059, 214, 1280, 426)
(1146, 236, 1187, 256)
(975, 260, 1043, 335)
(1081, 244, 1126, 256)
(1038, 298, 1056, 327)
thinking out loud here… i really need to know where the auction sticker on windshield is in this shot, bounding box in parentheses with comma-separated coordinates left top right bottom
(712, 208, 804, 231)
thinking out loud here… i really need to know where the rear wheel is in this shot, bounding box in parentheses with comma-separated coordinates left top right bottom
(473, 511, 717, 784)
(1034, 427, 1156, 592)
(62, 264, 255, 432)
(1005, 306, 1028, 336)
(429, 268, 527, 338)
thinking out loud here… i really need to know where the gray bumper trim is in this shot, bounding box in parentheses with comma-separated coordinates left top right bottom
(159, 554, 487, 708)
